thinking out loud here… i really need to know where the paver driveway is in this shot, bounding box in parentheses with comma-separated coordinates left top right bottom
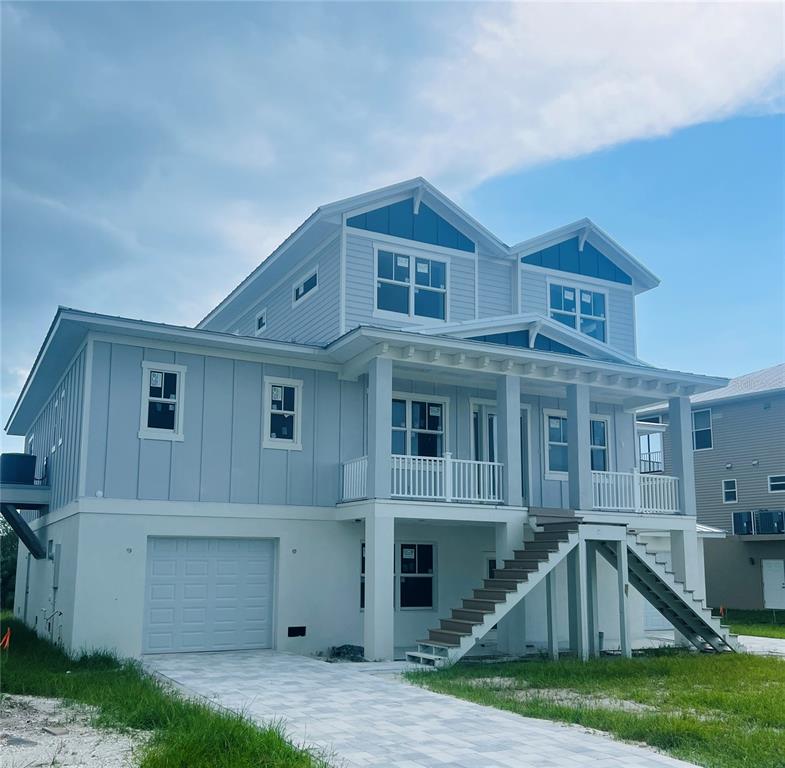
(145, 650, 698, 768)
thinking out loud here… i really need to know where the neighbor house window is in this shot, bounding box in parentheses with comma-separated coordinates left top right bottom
(254, 309, 267, 335)
(139, 362, 186, 441)
(722, 478, 738, 504)
(376, 249, 446, 320)
(263, 377, 302, 450)
(549, 283, 606, 342)
(391, 396, 445, 457)
(590, 418, 609, 471)
(545, 411, 569, 476)
(399, 543, 434, 609)
(769, 475, 785, 493)
(692, 409, 713, 450)
(293, 269, 318, 304)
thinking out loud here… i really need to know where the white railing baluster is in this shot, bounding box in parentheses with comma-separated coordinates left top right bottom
(591, 470, 680, 514)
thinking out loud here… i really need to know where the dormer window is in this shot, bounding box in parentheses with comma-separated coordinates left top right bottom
(376, 248, 447, 321)
(549, 282, 606, 342)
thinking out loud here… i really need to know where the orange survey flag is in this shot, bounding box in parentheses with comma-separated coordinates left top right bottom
(0, 627, 10, 650)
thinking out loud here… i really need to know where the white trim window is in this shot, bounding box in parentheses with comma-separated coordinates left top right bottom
(139, 361, 186, 441)
(293, 269, 318, 305)
(722, 478, 738, 504)
(392, 396, 446, 457)
(263, 377, 302, 450)
(376, 247, 447, 321)
(254, 308, 267, 336)
(549, 282, 607, 342)
(399, 543, 434, 609)
(545, 410, 569, 477)
(769, 474, 785, 493)
(590, 418, 609, 471)
(692, 408, 713, 450)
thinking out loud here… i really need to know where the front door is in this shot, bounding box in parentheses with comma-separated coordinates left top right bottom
(762, 559, 785, 609)
(472, 406, 529, 504)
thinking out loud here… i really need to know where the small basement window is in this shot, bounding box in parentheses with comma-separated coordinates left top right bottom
(139, 362, 186, 441)
(263, 377, 302, 450)
(293, 269, 318, 304)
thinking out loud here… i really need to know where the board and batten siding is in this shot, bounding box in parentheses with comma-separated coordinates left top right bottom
(25, 347, 86, 512)
(520, 267, 637, 358)
(229, 235, 340, 345)
(83, 341, 365, 507)
(344, 232, 475, 332)
(663, 395, 785, 531)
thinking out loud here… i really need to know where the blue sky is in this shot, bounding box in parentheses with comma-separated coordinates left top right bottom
(2, 2, 784, 450)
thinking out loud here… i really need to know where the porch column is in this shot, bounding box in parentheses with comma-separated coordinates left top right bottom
(616, 539, 632, 658)
(363, 512, 395, 661)
(367, 357, 392, 499)
(567, 541, 589, 661)
(668, 396, 697, 516)
(566, 383, 593, 511)
(545, 571, 559, 660)
(496, 374, 523, 507)
(586, 542, 600, 658)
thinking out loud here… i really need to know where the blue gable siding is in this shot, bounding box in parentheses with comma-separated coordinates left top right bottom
(347, 198, 475, 253)
(468, 331, 587, 358)
(522, 237, 632, 285)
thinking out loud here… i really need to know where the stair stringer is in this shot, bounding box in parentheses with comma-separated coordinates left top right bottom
(440, 531, 580, 665)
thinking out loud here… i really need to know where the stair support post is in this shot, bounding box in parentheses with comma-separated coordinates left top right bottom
(616, 540, 632, 658)
(567, 540, 589, 661)
(363, 511, 395, 661)
(545, 570, 559, 660)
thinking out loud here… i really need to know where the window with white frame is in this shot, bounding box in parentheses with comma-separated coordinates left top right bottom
(139, 362, 186, 441)
(590, 418, 609, 471)
(293, 269, 318, 304)
(263, 378, 302, 449)
(692, 408, 713, 450)
(722, 478, 738, 504)
(391, 397, 445, 457)
(376, 249, 447, 320)
(399, 543, 434, 609)
(254, 309, 267, 335)
(549, 283, 607, 342)
(545, 412, 569, 475)
(769, 475, 785, 493)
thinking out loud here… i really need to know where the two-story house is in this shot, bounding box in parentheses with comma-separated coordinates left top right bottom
(638, 364, 785, 612)
(2, 178, 739, 665)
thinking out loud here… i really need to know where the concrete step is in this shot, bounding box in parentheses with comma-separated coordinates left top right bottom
(428, 628, 464, 646)
(405, 651, 445, 667)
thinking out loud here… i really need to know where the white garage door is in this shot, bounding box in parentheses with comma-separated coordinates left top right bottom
(143, 537, 275, 653)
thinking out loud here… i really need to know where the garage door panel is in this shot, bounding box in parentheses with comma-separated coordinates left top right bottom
(143, 537, 275, 654)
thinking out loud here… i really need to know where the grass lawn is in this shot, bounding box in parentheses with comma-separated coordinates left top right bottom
(720, 609, 785, 640)
(0, 615, 328, 768)
(407, 649, 785, 768)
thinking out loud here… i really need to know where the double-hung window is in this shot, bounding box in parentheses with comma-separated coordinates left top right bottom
(545, 411, 611, 476)
(293, 269, 318, 304)
(139, 362, 186, 441)
(376, 249, 447, 320)
(545, 412, 569, 476)
(590, 418, 609, 471)
(549, 283, 607, 342)
(692, 409, 713, 450)
(769, 475, 785, 493)
(399, 543, 434, 609)
(263, 377, 302, 450)
(722, 479, 738, 504)
(391, 397, 445, 457)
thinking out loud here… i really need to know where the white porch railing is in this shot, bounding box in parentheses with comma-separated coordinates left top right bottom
(391, 454, 504, 503)
(341, 456, 368, 501)
(592, 470, 680, 514)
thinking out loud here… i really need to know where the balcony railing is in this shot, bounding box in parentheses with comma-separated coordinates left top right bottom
(341, 454, 504, 504)
(732, 509, 785, 536)
(592, 470, 680, 514)
(640, 451, 664, 474)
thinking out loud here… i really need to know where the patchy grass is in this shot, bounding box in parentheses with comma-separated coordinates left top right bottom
(0, 615, 328, 768)
(407, 649, 785, 768)
(721, 609, 785, 640)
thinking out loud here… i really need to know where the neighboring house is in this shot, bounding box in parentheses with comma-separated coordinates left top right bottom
(1, 177, 739, 665)
(638, 364, 785, 611)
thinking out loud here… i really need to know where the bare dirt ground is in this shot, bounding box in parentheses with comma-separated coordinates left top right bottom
(1, 694, 149, 768)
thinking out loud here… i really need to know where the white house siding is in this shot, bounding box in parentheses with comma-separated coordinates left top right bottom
(84, 340, 365, 507)
(344, 233, 476, 332)
(229, 235, 340, 345)
(25, 347, 85, 512)
(477, 250, 514, 317)
(520, 267, 637, 358)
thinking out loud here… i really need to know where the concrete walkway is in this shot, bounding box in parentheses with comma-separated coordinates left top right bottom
(738, 634, 785, 657)
(145, 650, 697, 768)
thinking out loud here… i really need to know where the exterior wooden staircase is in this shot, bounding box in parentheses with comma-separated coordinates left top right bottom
(598, 531, 740, 653)
(406, 515, 581, 667)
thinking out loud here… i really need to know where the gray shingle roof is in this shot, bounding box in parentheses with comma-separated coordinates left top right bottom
(691, 363, 785, 405)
